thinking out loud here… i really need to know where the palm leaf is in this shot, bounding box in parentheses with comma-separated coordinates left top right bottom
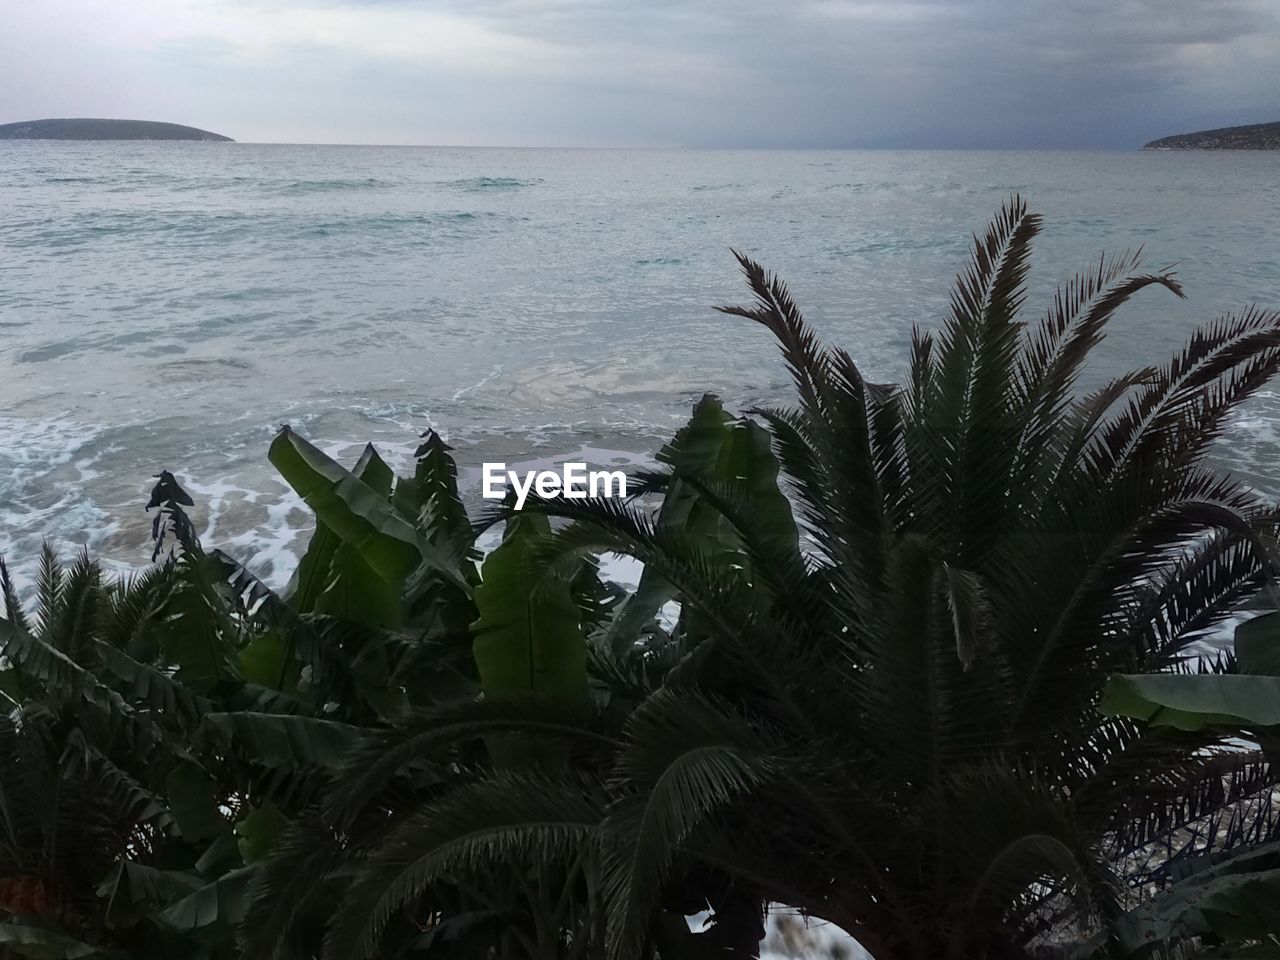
(322, 772, 602, 960)
(202, 712, 363, 769)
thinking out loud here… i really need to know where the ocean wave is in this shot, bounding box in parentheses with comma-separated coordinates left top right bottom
(292, 210, 510, 239)
(442, 176, 543, 191)
(0, 417, 122, 591)
(689, 183, 741, 192)
(0, 208, 522, 254)
(634, 256, 685, 267)
(0, 405, 659, 594)
(159, 356, 257, 378)
(270, 177, 396, 195)
(45, 172, 183, 187)
(827, 234, 963, 258)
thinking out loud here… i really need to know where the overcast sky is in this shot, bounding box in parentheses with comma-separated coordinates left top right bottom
(3, 0, 1277, 148)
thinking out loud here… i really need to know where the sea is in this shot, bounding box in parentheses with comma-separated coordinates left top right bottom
(2, 143, 1280, 589)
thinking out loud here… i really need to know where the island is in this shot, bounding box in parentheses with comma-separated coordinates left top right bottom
(1143, 121, 1280, 150)
(0, 118, 233, 142)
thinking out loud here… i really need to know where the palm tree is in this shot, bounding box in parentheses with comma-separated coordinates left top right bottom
(0, 549, 183, 957)
(0, 474, 408, 959)
(557, 196, 1280, 959)
(253, 197, 1280, 960)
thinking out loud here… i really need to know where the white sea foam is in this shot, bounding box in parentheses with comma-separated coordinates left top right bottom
(0, 416, 124, 592)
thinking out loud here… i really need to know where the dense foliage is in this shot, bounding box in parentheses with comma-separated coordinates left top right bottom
(3, 198, 1280, 959)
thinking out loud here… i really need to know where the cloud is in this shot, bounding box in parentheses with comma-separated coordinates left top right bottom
(1, 0, 1276, 146)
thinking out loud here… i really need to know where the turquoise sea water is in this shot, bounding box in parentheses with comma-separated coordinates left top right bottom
(2, 143, 1279, 584)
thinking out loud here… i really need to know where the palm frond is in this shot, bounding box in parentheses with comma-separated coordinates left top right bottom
(323, 771, 602, 960)
(34, 543, 64, 646)
(602, 690, 787, 960)
(0, 557, 32, 635)
(324, 696, 617, 830)
(240, 813, 349, 960)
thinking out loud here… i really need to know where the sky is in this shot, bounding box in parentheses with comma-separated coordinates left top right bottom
(2, 0, 1278, 148)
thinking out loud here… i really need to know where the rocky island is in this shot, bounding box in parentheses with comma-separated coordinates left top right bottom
(0, 118, 233, 141)
(1143, 120, 1280, 150)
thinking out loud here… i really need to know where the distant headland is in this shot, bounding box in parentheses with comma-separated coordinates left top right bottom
(1143, 121, 1280, 150)
(0, 118, 233, 142)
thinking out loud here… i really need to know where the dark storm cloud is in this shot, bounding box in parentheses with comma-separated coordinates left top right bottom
(2, 0, 1276, 145)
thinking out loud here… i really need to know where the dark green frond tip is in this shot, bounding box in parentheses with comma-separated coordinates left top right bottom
(146, 470, 195, 509)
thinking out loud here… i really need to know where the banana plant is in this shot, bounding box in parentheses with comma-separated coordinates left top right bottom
(599, 394, 797, 661)
(1099, 609, 1280, 956)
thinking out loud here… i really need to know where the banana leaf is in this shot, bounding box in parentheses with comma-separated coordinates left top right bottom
(153, 866, 253, 933)
(235, 800, 287, 864)
(161, 552, 239, 693)
(237, 631, 294, 691)
(602, 396, 735, 655)
(285, 519, 339, 616)
(269, 428, 463, 593)
(471, 512, 588, 703)
(1236, 611, 1280, 675)
(1101, 673, 1280, 731)
(100, 861, 204, 910)
(603, 395, 795, 656)
(94, 642, 210, 728)
(269, 429, 418, 585)
(202, 712, 363, 768)
(719, 417, 799, 556)
(1108, 841, 1280, 955)
(165, 763, 227, 843)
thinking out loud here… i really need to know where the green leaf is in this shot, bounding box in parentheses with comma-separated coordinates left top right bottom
(396, 431, 480, 633)
(394, 431, 474, 557)
(721, 417, 799, 556)
(95, 642, 209, 728)
(237, 631, 294, 690)
(571, 556, 626, 634)
(154, 866, 253, 933)
(203, 712, 363, 768)
(1236, 611, 1280, 675)
(285, 520, 340, 615)
(104, 862, 204, 909)
(1109, 842, 1280, 954)
(942, 564, 989, 671)
(321, 447, 411, 629)
(162, 552, 239, 693)
(165, 763, 227, 843)
(1101, 673, 1280, 731)
(268, 427, 424, 587)
(602, 397, 799, 660)
(314, 543, 404, 629)
(471, 512, 588, 704)
(322, 772, 600, 960)
(235, 800, 287, 864)
(195, 830, 243, 877)
(603, 395, 738, 655)
(211, 530, 381, 697)
(0, 619, 134, 719)
(352, 443, 394, 497)
(271, 431, 469, 630)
